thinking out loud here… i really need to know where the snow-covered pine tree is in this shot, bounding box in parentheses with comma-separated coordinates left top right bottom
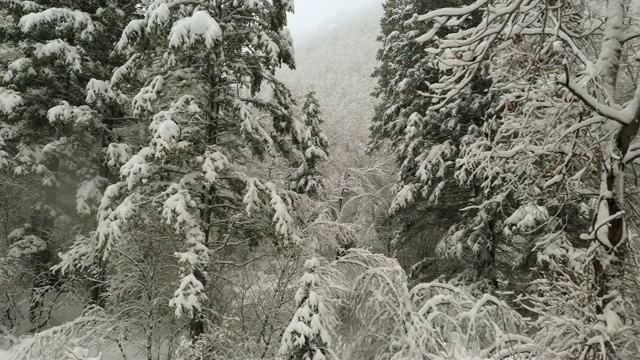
(279, 257, 331, 360)
(0, 0, 136, 324)
(370, 0, 484, 152)
(369, 0, 507, 285)
(289, 86, 329, 196)
(407, 0, 640, 356)
(57, 0, 307, 342)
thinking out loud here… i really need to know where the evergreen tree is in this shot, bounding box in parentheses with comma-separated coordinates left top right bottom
(370, 0, 592, 295)
(279, 257, 330, 360)
(369, 0, 497, 282)
(0, 0, 136, 325)
(289, 86, 329, 196)
(396, 0, 640, 356)
(57, 0, 309, 342)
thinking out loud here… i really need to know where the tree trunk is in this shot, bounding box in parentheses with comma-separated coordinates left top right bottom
(89, 261, 107, 308)
(593, 114, 639, 306)
(28, 155, 59, 326)
(190, 267, 206, 342)
(89, 135, 114, 309)
(587, 3, 634, 357)
(189, 82, 220, 343)
(190, 188, 210, 343)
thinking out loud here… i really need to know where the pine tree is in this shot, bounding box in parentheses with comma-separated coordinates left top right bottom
(289, 86, 329, 196)
(369, 0, 497, 282)
(279, 257, 330, 360)
(57, 0, 308, 342)
(0, 0, 136, 325)
(370, 1, 595, 296)
(370, 0, 483, 151)
(403, 0, 640, 356)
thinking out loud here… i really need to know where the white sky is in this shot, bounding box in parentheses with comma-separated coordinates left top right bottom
(287, 0, 383, 41)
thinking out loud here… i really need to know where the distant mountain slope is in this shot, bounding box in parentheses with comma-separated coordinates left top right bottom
(278, 3, 383, 151)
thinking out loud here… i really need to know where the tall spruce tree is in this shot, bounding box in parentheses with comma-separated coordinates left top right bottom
(369, 0, 499, 282)
(289, 86, 329, 196)
(279, 257, 331, 360)
(402, 0, 640, 355)
(370, 0, 588, 292)
(56, 0, 314, 342)
(0, 0, 136, 326)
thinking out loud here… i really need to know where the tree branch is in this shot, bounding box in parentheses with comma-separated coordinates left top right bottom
(559, 66, 632, 125)
(621, 30, 640, 43)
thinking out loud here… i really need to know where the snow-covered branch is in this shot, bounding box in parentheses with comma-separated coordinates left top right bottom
(559, 70, 634, 126)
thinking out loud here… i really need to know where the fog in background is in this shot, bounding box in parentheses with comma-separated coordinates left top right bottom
(277, 0, 383, 154)
(287, 0, 383, 43)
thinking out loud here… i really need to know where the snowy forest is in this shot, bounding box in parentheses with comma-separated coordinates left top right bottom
(2, 0, 640, 359)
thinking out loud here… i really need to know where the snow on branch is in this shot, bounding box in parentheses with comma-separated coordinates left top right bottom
(132, 76, 164, 116)
(201, 149, 229, 187)
(105, 143, 132, 169)
(85, 79, 121, 107)
(56, 182, 136, 272)
(559, 70, 635, 126)
(243, 177, 265, 216)
(95, 191, 140, 260)
(115, 19, 146, 52)
(76, 177, 107, 215)
(268, 182, 299, 244)
(47, 101, 94, 127)
(0, 0, 40, 12)
(560, 116, 605, 138)
(110, 54, 140, 86)
(623, 142, 640, 163)
(164, 179, 210, 318)
(34, 40, 83, 72)
(120, 147, 153, 190)
(579, 210, 624, 249)
(0, 88, 23, 115)
(168, 10, 222, 49)
(284, 250, 531, 359)
(20, 8, 98, 40)
(281, 0, 294, 12)
(411, 0, 489, 23)
(147, 3, 170, 30)
(149, 112, 181, 158)
(9, 307, 110, 360)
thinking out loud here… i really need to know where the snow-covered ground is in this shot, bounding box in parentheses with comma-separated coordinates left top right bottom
(0, 349, 11, 360)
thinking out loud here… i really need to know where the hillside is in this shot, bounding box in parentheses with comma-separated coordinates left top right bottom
(278, 3, 383, 152)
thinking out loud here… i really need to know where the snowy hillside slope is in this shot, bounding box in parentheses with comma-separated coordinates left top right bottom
(278, 3, 382, 152)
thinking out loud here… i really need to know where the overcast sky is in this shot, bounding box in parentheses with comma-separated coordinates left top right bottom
(287, 0, 383, 41)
